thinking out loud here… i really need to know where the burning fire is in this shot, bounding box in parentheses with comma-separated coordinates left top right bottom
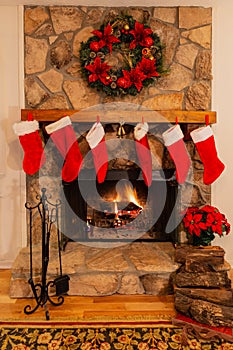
(87, 180, 144, 231)
(115, 180, 142, 209)
(112, 181, 143, 229)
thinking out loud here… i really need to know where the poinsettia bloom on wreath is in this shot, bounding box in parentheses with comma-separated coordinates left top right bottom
(137, 57, 159, 78)
(120, 67, 146, 91)
(92, 23, 120, 53)
(85, 57, 112, 85)
(129, 21, 153, 49)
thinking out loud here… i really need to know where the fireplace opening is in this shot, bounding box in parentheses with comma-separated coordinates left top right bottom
(61, 168, 178, 246)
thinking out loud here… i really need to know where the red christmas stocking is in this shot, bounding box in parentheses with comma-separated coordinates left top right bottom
(162, 124, 191, 184)
(13, 119, 45, 175)
(45, 116, 83, 182)
(190, 125, 225, 185)
(134, 122, 152, 186)
(86, 121, 108, 183)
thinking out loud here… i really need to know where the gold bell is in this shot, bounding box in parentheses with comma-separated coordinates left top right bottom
(117, 123, 126, 138)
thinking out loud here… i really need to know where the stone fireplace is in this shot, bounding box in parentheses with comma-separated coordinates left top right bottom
(10, 111, 214, 297)
(9, 5, 214, 298)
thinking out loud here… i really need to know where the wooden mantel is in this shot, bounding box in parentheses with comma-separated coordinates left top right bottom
(21, 109, 216, 124)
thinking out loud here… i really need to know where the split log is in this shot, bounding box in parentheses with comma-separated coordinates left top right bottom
(175, 287, 233, 307)
(175, 246, 225, 267)
(174, 267, 231, 288)
(175, 291, 233, 327)
(185, 259, 231, 273)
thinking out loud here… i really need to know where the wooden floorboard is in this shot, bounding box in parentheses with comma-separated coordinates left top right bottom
(0, 269, 177, 322)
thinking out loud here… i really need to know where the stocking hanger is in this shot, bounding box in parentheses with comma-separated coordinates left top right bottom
(27, 112, 33, 121)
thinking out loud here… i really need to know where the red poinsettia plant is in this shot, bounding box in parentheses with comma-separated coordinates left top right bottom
(182, 205, 230, 246)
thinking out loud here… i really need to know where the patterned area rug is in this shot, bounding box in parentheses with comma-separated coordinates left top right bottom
(0, 320, 233, 349)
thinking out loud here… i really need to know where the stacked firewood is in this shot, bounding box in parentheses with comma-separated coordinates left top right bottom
(173, 245, 233, 327)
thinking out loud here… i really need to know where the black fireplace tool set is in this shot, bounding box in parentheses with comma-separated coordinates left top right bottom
(24, 188, 69, 320)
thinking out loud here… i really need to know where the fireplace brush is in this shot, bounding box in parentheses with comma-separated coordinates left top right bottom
(24, 187, 69, 320)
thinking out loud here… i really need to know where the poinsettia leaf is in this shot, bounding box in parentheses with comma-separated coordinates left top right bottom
(92, 29, 103, 38)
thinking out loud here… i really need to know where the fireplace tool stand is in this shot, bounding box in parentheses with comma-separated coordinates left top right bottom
(24, 188, 69, 320)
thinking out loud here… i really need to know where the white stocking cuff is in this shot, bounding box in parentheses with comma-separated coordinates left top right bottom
(86, 122, 105, 149)
(162, 124, 184, 146)
(190, 125, 213, 143)
(13, 120, 39, 136)
(45, 116, 71, 134)
(134, 122, 149, 141)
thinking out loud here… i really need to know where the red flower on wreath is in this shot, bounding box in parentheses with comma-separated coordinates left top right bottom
(119, 68, 146, 92)
(129, 21, 153, 49)
(92, 23, 120, 53)
(85, 57, 111, 85)
(137, 57, 160, 78)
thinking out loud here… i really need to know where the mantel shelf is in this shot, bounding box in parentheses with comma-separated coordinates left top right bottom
(21, 109, 216, 124)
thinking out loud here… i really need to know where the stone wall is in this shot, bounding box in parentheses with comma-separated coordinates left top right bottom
(24, 6, 212, 111)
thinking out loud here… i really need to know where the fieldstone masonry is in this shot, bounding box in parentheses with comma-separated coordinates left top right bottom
(24, 6, 212, 110)
(10, 242, 179, 297)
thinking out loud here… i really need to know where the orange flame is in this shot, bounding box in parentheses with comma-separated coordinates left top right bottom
(115, 181, 142, 208)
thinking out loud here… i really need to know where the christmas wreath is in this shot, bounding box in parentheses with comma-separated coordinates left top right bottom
(79, 15, 164, 96)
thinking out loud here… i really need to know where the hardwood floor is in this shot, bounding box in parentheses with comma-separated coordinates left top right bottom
(0, 269, 176, 323)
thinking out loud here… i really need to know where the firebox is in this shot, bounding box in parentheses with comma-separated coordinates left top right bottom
(61, 168, 178, 246)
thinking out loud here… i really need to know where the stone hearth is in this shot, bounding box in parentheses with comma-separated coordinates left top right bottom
(10, 242, 179, 297)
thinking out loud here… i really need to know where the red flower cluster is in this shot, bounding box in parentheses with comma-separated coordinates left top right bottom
(117, 57, 159, 92)
(183, 205, 230, 238)
(86, 55, 159, 92)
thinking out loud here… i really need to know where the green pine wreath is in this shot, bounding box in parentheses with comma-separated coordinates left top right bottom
(79, 15, 164, 97)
